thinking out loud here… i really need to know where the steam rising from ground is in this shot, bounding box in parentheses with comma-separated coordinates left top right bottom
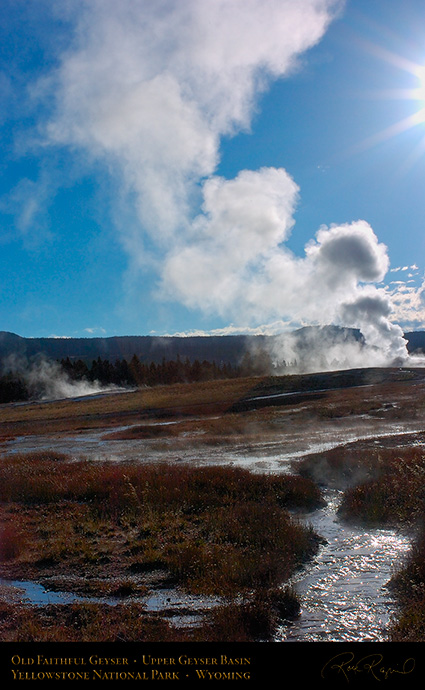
(254, 327, 406, 376)
(2, 355, 115, 401)
(29, 0, 413, 368)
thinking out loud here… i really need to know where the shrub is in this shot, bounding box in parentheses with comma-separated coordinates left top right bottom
(0, 451, 322, 641)
(338, 447, 425, 526)
(0, 523, 26, 561)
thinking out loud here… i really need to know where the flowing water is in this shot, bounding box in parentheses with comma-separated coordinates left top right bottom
(280, 488, 412, 642)
(0, 484, 411, 640)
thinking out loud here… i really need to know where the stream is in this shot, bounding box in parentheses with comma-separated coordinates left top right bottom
(280, 488, 412, 642)
(1, 484, 411, 640)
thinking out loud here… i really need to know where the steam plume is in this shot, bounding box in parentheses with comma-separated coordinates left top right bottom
(34, 0, 411, 367)
(2, 355, 114, 401)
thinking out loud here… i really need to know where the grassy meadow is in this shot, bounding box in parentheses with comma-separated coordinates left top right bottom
(0, 451, 323, 641)
(2, 368, 425, 641)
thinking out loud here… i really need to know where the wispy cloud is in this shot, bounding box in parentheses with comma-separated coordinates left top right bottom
(162, 320, 295, 338)
(0, 172, 55, 247)
(388, 278, 425, 328)
(84, 327, 107, 335)
(44, 0, 341, 239)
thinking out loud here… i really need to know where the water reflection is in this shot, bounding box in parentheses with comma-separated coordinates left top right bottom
(0, 579, 221, 628)
(280, 489, 412, 642)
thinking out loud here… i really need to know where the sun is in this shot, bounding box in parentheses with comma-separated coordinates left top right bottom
(347, 42, 425, 163)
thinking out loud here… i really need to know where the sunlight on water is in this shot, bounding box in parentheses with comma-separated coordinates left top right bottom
(2, 412, 419, 642)
(279, 489, 412, 642)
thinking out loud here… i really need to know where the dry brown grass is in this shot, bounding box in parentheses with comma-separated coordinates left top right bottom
(0, 377, 258, 433)
(0, 451, 322, 641)
(388, 525, 425, 642)
(0, 601, 184, 642)
(336, 446, 425, 526)
(3, 369, 425, 641)
(2, 368, 424, 442)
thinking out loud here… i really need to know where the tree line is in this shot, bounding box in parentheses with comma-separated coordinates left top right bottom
(61, 354, 241, 387)
(0, 354, 246, 404)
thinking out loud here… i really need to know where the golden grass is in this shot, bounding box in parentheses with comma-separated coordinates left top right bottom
(0, 451, 322, 641)
(0, 377, 261, 439)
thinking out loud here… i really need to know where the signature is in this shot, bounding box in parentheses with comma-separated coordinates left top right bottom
(321, 652, 415, 683)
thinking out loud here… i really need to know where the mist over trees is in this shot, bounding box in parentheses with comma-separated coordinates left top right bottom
(62, 354, 242, 387)
(1, 326, 424, 404)
(0, 353, 253, 404)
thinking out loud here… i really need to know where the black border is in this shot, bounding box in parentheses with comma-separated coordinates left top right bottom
(0, 641, 421, 685)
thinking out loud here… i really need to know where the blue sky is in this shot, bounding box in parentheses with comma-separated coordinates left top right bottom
(1, 0, 425, 352)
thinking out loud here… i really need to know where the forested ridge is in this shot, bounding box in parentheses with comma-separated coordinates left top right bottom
(1, 326, 424, 403)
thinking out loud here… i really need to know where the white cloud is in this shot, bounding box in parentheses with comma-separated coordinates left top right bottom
(29, 0, 415, 365)
(44, 0, 342, 242)
(160, 167, 299, 313)
(163, 320, 295, 338)
(163, 202, 394, 335)
(0, 174, 55, 246)
(84, 327, 107, 335)
(388, 278, 425, 328)
(306, 220, 389, 284)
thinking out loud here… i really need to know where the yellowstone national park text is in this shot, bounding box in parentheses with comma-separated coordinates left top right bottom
(9, 653, 252, 681)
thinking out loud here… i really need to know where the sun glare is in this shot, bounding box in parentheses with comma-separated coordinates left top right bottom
(347, 42, 425, 166)
(412, 65, 425, 103)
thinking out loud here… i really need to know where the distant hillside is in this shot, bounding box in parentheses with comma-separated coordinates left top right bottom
(404, 331, 425, 354)
(0, 331, 255, 367)
(0, 327, 422, 368)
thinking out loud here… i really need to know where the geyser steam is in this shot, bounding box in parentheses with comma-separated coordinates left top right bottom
(2, 355, 113, 401)
(30, 0, 410, 367)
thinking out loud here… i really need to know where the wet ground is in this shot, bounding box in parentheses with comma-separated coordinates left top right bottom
(0, 578, 222, 629)
(3, 405, 425, 474)
(1, 367, 425, 640)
